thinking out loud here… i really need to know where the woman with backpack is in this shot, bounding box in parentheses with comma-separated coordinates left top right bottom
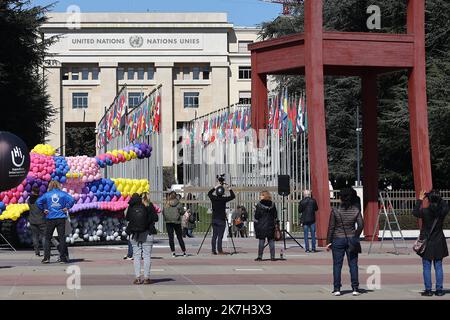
(413, 190, 449, 297)
(326, 188, 364, 297)
(163, 191, 187, 257)
(126, 193, 159, 285)
(254, 191, 278, 261)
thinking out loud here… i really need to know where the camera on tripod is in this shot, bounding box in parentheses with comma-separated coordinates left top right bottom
(216, 174, 226, 185)
(215, 174, 227, 196)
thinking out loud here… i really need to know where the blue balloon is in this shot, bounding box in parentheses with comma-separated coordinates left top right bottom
(104, 185, 110, 192)
(60, 176, 67, 183)
(90, 186, 97, 193)
(105, 196, 111, 202)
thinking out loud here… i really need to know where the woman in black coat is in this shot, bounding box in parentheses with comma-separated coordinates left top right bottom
(413, 190, 449, 297)
(254, 191, 278, 261)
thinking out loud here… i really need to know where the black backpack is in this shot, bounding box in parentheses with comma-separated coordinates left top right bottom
(126, 204, 150, 234)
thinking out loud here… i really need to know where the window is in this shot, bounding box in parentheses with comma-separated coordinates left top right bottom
(128, 92, 144, 108)
(147, 66, 154, 80)
(238, 66, 251, 79)
(184, 92, 199, 108)
(117, 68, 124, 80)
(71, 68, 79, 80)
(202, 66, 210, 80)
(72, 93, 88, 109)
(127, 67, 135, 80)
(193, 67, 200, 80)
(82, 67, 89, 80)
(137, 67, 144, 80)
(62, 68, 69, 80)
(183, 67, 190, 80)
(239, 91, 251, 105)
(173, 67, 180, 80)
(238, 41, 253, 53)
(92, 67, 99, 80)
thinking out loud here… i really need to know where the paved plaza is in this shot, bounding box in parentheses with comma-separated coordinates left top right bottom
(0, 237, 449, 300)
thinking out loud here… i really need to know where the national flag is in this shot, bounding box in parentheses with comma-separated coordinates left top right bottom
(154, 93, 161, 132)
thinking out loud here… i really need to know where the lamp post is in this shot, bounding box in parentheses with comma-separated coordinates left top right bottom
(356, 105, 362, 186)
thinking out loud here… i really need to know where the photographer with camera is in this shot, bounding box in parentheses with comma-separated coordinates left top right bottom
(207, 174, 235, 255)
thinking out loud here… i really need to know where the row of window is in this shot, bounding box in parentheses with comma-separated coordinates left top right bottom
(63, 66, 251, 81)
(117, 66, 155, 81)
(63, 67, 99, 81)
(72, 91, 251, 109)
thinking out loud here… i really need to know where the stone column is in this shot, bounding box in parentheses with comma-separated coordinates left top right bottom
(155, 62, 174, 168)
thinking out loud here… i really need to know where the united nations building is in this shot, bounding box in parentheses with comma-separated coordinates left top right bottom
(41, 12, 259, 170)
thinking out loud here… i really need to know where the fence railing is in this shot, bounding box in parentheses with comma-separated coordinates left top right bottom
(152, 189, 450, 234)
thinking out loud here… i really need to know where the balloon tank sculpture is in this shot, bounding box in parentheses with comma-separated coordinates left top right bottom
(0, 143, 154, 247)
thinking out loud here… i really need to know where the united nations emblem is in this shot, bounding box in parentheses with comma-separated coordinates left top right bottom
(129, 35, 144, 48)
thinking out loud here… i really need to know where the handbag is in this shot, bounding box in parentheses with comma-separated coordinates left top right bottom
(336, 209, 361, 254)
(274, 220, 282, 241)
(413, 217, 439, 256)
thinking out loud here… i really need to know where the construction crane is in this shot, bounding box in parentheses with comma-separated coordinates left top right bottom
(259, 0, 303, 16)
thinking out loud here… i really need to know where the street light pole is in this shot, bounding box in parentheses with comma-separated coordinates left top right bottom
(356, 104, 362, 186)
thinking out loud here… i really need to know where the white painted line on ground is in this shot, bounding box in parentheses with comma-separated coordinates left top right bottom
(234, 268, 264, 271)
(285, 254, 307, 257)
(151, 269, 165, 272)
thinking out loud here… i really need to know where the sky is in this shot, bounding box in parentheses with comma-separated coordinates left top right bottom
(32, 0, 280, 27)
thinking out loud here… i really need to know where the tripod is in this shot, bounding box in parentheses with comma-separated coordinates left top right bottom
(279, 194, 304, 250)
(197, 219, 237, 255)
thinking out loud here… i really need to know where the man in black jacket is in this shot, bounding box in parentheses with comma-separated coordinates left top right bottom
(27, 187, 47, 256)
(299, 190, 318, 253)
(207, 183, 235, 255)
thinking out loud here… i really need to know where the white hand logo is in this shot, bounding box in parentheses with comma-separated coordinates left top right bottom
(11, 146, 25, 167)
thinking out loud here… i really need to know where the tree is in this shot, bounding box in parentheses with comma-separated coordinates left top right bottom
(259, 0, 450, 189)
(0, 0, 56, 149)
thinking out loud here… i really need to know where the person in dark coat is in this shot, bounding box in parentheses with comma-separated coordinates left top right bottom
(298, 190, 318, 252)
(413, 190, 449, 297)
(207, 183, 235, 255)
(27, 186, 47, 256)
(254, 191, 278, 261)
(351, 188, 362, 212)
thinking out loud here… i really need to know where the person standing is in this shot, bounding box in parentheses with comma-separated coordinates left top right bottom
(298, 190, 318, 253)
(126, 193, 158, 285)
(351, 188, 362, 212)
(36, 181, 75, 264)
(27, 186, 47, 257)
(413, 190, 449, 297)
(326, 188, 364, 296)
(254, 191, 278, 261)
(182, 193, 197, 238)
(207, 183, 235, 255)
(163, 191, 187, 257)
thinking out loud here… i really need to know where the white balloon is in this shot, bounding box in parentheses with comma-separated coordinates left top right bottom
(75, 229, 80, 234)
(73, 233, 79, 240)
(113, 232, 119, 237)
(66, 237, 71, 243)
(96, 230, 103, 236)
(89, 236, 93, 242)
(70, 238, 75, 244)
(97, 225, 103, 230)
